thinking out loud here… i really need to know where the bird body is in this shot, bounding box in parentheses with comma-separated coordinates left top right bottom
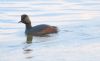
(19, 14, 58, 36)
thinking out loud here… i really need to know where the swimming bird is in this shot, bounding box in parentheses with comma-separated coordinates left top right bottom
(19, 14, 58, 36)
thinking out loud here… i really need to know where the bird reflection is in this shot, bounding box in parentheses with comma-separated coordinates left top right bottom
(23, 48, 33, 59)
(26, 34, 33, 44)
(23, 35, 33, 59)
(26, 34, 50, 44)
(23, 34, 51, 59)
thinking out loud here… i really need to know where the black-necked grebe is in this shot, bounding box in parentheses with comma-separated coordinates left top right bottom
(19, 14, 58, 36)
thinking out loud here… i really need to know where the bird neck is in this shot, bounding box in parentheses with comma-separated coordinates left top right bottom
(25, 23, 32, 30)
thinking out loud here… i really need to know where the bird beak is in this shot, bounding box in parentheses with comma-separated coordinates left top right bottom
(18, 21, 21, 23)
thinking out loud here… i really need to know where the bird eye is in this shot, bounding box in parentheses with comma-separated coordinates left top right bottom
(21, 16, 26, 20)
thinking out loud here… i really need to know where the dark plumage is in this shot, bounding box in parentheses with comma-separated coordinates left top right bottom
(19, 14, 58, 36)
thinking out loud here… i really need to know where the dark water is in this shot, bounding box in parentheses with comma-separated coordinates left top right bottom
(0, 0, 100, 61)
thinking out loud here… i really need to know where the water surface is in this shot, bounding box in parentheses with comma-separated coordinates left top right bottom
(0, 0, 100, 61)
